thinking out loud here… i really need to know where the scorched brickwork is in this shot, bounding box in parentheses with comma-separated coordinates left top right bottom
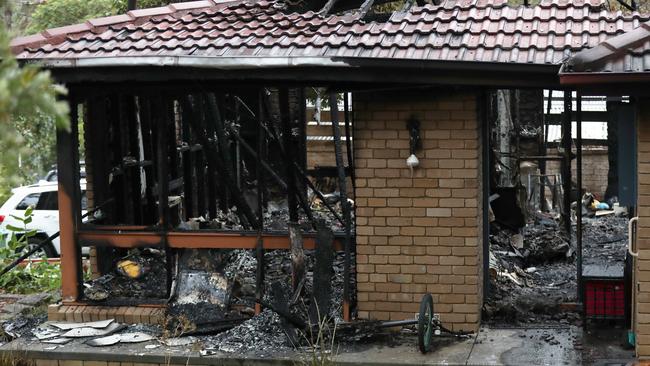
(352, 90, 482, 332)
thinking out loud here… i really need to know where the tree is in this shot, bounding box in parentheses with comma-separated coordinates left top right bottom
(27, 0, 177, 34)
(0, 22, 69, 202)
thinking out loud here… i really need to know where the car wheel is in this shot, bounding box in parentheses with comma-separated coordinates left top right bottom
(19, 237, 58, 258)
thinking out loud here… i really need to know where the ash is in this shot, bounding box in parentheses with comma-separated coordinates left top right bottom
(203, 309, 293, 354)
(83, 248, 167, 301)
(485, 212, 629, 325)
(177, 196, 354, 234)
(224, 249, 354, 321)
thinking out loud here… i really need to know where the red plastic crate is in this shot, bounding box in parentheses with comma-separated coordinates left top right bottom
(585, 280, 625, 319)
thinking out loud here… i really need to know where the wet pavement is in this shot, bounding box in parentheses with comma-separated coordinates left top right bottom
(2, 323, 635, 365)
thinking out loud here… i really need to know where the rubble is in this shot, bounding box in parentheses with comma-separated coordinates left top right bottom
(485, 200, 629, 325)
(176, 193, 354, 234)
(83, 248, 167, 301)
(202, 309, 294, 354)
(222, 249, 354, 322)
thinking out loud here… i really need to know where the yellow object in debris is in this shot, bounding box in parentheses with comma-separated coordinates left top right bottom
(116, 260, 143, 279)
(590, 199, 600, 210)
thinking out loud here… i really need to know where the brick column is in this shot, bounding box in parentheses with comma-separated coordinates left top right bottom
(635, 100, 650, 358)
(353, 90, 482, 332)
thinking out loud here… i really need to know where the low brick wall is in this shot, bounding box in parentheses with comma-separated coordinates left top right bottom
(47, 304, 165, 325)
(352, 90, 482, 332)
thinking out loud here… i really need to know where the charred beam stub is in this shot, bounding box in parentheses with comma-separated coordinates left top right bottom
(329, 92, 353, 322)
(280, 88, 305, 295)
(310, 221, 334, 324)
(561, 91, 572, 235)
(255, 90, 266, 314)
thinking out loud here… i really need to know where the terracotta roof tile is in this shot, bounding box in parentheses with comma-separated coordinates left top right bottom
(11, 0, 650, 67)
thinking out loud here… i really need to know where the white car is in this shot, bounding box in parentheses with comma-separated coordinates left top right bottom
(0, 180, 87, 257)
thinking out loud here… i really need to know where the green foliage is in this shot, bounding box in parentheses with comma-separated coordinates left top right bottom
(27, 0, 119, 34)
(0, 25, 69, 204)
(27, 0, 176, 34)
(0, 208, 61, 294)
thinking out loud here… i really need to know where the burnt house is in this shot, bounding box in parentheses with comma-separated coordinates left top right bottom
(8, 0, 650, 347)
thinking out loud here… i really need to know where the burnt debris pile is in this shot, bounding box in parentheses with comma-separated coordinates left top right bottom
(485, 208, 629, 324)
(84, 248, 168, 301)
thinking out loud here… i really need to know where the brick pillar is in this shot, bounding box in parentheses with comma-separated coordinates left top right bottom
(635, 99, 650, 358)
(353, 90, 482, 332)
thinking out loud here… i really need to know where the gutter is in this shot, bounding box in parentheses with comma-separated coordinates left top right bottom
(559, 71, 650, 85)
(21, 55, 560, 75)
(559, 62, 650, 85)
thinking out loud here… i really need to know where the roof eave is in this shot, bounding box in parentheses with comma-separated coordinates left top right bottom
(19, 55, 561, 87)
(560, 71, 650, 85)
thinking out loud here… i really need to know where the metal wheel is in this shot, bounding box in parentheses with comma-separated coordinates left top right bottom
(418, 293, 434, 354)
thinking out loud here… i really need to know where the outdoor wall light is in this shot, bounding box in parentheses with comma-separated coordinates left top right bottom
(406, 116, 421, 177)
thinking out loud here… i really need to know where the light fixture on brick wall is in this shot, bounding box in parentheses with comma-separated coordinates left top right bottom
(406, 116, 421, 177)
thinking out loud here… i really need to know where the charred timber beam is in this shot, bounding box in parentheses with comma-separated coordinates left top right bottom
(181, 112, 195, 219)
(154, 96, 170, 229)
(77, 231, 345, 250)
(576, 93, 583, 303)
(358, 0, 376, 19)
(319, 0, 339, 15)
(157, 96, 174, 298)
(206, 94, 260, 229)
(294, 162, 345, 226)
(193, 95, 222, 217)
(233, 133, 287, 190)
(180, 96, 211, 217)
(233, 111, 343, 226)
(254, 92, 317, 229)
(561, 91, 572, 236)
(541, 90, 552, 210)
(280, 88, 305, 295)
(344, 93, 355, 190)
(330, 92, 353, 322)
(255, 90, 265, 315)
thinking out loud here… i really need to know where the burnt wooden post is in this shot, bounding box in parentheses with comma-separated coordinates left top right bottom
(59, 93, 83, 302)
(196, 95, 219, 217)
(330, 92, 352, 322)
(561, 91, 572, 236)
(280, 88, 305, 294)
(153, 95, 172, 296)
(255, 90, 265, 314)
(127, 96, 144, 224)
(344, 93, 355, 191)
(181, 99, 195, 219)
(137, 96, 158, 223)
(311, 222, 334, 323)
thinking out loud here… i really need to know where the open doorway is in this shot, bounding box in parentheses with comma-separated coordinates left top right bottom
(482, 89, 636, 362)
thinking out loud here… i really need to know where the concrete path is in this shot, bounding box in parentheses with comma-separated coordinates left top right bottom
(0, 324, 600, 365)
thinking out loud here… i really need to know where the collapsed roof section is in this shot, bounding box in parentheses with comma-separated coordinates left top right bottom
(10, 0, 650, 85)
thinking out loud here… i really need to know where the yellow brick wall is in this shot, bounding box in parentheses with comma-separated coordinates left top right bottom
(353, 90, 482, 332)
(636, 101, 650, 358)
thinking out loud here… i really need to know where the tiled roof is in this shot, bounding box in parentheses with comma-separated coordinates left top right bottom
(11, 0, 650, 68)
(560, 20, 650, 81)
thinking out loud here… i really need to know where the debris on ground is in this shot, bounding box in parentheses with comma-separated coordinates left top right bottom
(202, 309, 293, 354)
(176, 193, 354, 234)
(83, 248, 167, 301)
(485, 205, 629, 325)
